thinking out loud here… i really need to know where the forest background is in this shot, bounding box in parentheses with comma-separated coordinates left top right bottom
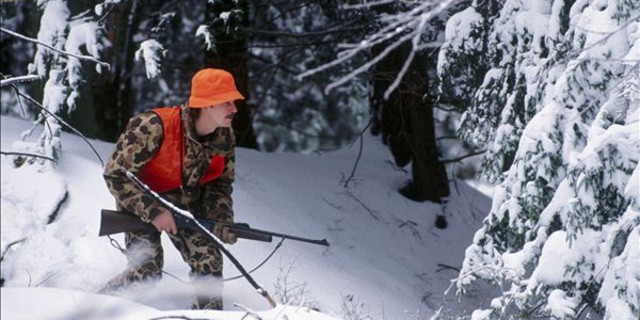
(1, 0, 638, 319)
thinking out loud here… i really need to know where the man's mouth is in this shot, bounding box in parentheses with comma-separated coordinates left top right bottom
(225, 114, 235, 120)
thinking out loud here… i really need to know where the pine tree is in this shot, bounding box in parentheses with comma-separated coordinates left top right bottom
(11, 0, 107, 166)
(438, 0, 640, 318)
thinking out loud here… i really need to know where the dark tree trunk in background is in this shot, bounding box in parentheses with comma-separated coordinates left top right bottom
(370, 42, 449, 203)
(204, 0, 257, 149)
(94, 0, 142, 142)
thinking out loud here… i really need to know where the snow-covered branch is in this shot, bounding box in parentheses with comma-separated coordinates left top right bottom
(0, 75, 39, 87)
(0, 27, 110, 69)
(297, 0, 458, 98)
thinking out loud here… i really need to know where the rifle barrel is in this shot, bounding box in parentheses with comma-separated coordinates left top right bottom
(230, 225, 330, 247)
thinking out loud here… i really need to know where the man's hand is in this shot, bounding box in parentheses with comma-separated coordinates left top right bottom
(151, 210, 177, 234)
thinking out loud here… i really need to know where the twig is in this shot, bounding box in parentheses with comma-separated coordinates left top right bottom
(0, 238, 26, 262)
(146, 316, 209, 320)
(343, 121, 372, 188)
(441, 150, 485, 164)
(0, 27, 110, 69)
(341, 0, 396, 10)
(436, 263, 460, 273)
(1, 72, 32, 117)
(0, 151, 56, 162)
(297, 0, 458, 96)
(569, 14, 640, 61)
(384, 159, 409, 173)
(0, 74, 39, 87)
(234, 303, 264, 320)
(437, 135, 459, 141)
(344, 190, 381, 221)
(242, 25, 365, 39)
(97, 2, 120, 24)
(34, 271, 58, 287)
(8, 84, 105, 166)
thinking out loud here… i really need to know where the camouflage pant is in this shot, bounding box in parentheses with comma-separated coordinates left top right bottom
(100, 228, 224, 310)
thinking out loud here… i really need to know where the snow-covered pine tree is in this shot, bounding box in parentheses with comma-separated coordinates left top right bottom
(14, 0, 107, 167)
(438, 0, 640, 319)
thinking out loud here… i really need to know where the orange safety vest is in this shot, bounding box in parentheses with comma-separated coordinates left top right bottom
(137, 107, 225, 193)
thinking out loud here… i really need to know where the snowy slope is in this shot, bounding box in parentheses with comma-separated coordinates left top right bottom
(0, 115, 490, 319)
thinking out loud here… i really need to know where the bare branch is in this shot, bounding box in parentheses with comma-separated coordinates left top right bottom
(242, 25, 364, 38)
(341, 0, 396, 10)
(343, 190, 381, 221)
(234, 303, 263, 320)
(342, 120, 372, 188)
(146, 316, 209, 320)
(8, 84, 105, 166)
(569, 14, 640, 60)
(0, 27, 110, 69)
(1, 151, 56, 162)
(298, 0, 457, 95)
(441, 150, 485, 164)
(1, 238, 26, 262)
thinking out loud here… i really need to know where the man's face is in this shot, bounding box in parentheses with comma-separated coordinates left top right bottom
(201, 101, 237, 128)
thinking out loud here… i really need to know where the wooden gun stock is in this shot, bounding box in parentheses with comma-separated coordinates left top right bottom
(99, 209, 272, 243)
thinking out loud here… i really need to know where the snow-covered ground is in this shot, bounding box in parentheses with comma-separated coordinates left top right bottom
(1, 115, 491, 320)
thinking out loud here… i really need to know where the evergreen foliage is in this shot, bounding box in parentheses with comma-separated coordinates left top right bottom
(12, 0, 107, 166)
(438, 0, 639, 318)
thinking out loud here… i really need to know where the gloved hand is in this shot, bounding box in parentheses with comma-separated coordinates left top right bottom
(213, 223, 237, 244)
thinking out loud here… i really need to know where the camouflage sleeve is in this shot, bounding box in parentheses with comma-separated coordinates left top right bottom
(103, 112, 165, 223)
(201, 131, 235, 223)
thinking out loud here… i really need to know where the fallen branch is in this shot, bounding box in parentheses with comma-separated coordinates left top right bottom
(146, 316, 209, 320)
(0, 151, 56, 162)
(1, 239, 26, 262)
(0, 27, 110, 69)
(343, 190, 381, 221)
(235, 303, 264, 320)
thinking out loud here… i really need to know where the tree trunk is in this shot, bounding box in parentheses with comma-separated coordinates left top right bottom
(204, 0, 257, 149)
(371, 42, 449, 203)
(93, 0, 142, 142)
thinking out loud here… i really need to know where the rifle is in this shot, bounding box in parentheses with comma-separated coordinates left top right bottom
(99, 209, 272, 242)
(99, 209, 329, 247)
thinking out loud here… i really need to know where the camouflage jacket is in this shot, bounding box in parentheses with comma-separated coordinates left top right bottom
(103, 104, 235, 224)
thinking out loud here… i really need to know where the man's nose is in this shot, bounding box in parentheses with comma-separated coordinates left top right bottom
(230, 102, 237, 113)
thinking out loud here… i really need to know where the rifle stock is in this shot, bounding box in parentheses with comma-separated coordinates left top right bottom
(99, 209, 272, 243)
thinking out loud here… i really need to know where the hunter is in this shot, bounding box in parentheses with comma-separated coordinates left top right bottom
(101, 68, 243, 310)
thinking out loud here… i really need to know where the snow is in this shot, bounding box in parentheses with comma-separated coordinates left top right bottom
(545, 289, 577, 319)
(28, 0, 70, 77)
(0, 115, 491, 319)
(196, 25, 215, 51)
(135, 39, 165, 80)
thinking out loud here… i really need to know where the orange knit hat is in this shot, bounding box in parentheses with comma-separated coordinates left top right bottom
(188, 68, 245, 108)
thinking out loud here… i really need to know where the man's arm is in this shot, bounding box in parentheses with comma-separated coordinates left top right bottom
(201, 127, 236, 223)
(201, 151, 235, 222)
(103, 112, 165, 223)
